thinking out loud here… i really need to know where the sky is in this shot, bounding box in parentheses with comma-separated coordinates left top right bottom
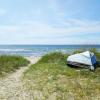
(0, 0, 100, 44)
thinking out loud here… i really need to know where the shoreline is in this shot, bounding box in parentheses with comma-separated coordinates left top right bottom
(25, 56, 41, 64)
(0, 45, 99, 57)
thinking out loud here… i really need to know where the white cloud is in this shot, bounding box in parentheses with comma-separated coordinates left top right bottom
(0, 19, 100, 36)
(0, 9, 6, 16)
(21, 19, 100, 36)
(0, 19, 100, 44)
(0, 26, 19, 33)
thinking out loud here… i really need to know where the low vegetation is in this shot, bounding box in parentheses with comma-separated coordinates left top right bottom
(23, 50, 100, 100)
(73, 48, 100, 59)
(0, 55, 30, 77)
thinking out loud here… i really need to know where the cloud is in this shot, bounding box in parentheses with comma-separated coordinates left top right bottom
(22, 19, 100, 36)
(0, 18, 100, 44)
(0, 25, 19, 34)
(0, 9, 6, 16)
(0, 19, 100, 37)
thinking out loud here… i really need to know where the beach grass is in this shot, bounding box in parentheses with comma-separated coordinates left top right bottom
(0, 55, 30, 77)
(23, 50, 100, 100)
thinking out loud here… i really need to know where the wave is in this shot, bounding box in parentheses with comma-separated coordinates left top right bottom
(0, 49, 32, 52)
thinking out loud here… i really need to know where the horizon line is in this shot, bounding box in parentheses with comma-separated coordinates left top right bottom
(0, 44, 100, 45)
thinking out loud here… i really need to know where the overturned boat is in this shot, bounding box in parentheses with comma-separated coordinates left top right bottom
(67, 51, 97, 71)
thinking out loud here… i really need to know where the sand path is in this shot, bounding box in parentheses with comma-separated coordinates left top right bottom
(0, 56, 40, 100)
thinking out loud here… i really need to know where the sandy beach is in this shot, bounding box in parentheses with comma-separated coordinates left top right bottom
(0, 56, 40, 100)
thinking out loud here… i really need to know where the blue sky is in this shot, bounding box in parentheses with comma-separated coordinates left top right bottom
(0, 0, 100, 44)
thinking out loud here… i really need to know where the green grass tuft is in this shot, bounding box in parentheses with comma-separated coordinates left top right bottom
(38, 52, 68, 65)
(0, 55, 30, 77)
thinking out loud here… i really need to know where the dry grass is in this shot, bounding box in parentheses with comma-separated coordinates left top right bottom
(23, 51, 100, 100)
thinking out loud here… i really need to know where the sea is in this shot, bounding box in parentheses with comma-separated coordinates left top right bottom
(0, 45, 100, 57)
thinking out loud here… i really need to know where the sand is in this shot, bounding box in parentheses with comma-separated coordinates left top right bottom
(0, 56, 40, 100)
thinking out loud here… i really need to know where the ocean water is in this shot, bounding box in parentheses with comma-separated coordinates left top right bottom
(0, 45, 100, 57)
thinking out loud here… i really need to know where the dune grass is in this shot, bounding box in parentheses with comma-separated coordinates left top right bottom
(73, 48, 100, 60)
(0, 55, 30, 77)
(23, 51, 100, 100)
